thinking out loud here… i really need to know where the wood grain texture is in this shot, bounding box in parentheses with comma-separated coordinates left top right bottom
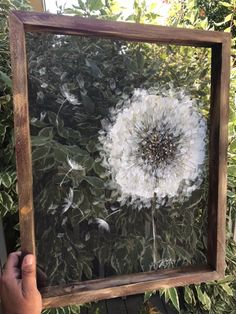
(41, 266, 220, 308)
(208, 36, 231, 276)
(234, 221, 236, 242)
(11, 11, 230, 47)
(216, 38, 231, 275)
(9, 13, 36, 256)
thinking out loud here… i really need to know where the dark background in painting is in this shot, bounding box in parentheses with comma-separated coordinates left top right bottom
(26, 32, 211, 286)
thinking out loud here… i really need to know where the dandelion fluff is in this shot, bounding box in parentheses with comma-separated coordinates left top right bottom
(99, 88, 207, 205)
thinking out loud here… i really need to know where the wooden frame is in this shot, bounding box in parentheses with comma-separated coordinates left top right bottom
(9, 11, 231, 309)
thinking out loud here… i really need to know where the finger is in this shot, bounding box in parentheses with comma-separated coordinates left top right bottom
(4, 252, 22, 276)
(21, 254, 37, 297)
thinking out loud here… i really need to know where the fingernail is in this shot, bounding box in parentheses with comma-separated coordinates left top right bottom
(23, 255, 34, 266)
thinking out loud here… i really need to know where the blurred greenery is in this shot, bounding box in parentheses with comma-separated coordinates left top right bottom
(1, 0, 236, 313)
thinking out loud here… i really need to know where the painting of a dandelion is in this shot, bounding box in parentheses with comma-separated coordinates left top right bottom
(9, 11, 230, 308)
(99, 88, 206, 205)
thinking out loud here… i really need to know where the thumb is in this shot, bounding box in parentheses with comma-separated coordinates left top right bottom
(21, 254, 37, 297)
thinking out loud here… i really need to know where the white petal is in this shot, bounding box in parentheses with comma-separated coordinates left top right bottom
(95, 218, 110, 232)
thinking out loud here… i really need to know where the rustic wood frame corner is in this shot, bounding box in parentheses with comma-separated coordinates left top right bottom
(9, 10, 231, 309)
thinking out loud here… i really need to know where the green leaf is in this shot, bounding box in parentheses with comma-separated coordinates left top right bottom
(73, 189, 84, 206)
(66, 128, 81, 139)
(195, 286, 211, 310)
(224, 13, 233, 23)
(88, 0, 103, 11)
(85, 58, 103, 78)
(0, 172, 12, 188)
(31, 136, 51, 146)
(86, 140, 98, 153)
(32, 146, 51, 162)
(0, 70, 12, 88)
(230, 139, 236, 151)
(83, 263, 92, 279)
(64, 8, 83, 16)
(82, 157, 94, 171)
(39, 127, 54, 138)
(144, 290, 156, 302)
(221, 283, 234, 296)
(58, 125, 69, 139)
(37, 157, 56, 171)
(47, 111, 58, 126)
(0, 124, 7, 144)
(66, 145, 89, 157)
(81, 94, 95, 114)
(136, 50, 144, 72)
(184, 286, 192, 304)
(203, 292, 211, 311)
(228, 165, 236, 177)
(93, 162, 106, 177)
(167, 288, 180, 311)
(219, 1, 233, 8)
(76, 73, 84, 89)
(54, 147, 67, 162)
(162, 288, 169, 302)
(0, 191, 14, 215)
(83, 176, 104, 189)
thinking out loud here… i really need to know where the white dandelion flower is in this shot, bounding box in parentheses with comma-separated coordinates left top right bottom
(99, 88, 207, 206)
(40, 111, 46, 121)
(60, 157, 84, 187)
(41, 82, 48, 89)
(61, 188, 74, 214)
(61, 83, 80, 105)
(39, 67, 46, 76)
(67, 157, 84, 171)
(94, 218, 110, 232)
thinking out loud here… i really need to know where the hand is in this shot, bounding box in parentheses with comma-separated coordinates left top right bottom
(0, 252, 42, 314)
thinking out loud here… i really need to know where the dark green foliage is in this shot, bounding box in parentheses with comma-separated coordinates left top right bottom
(26, 27, 211, 288)
(0, 0, 23, 218)
(1, 1, 236, 314)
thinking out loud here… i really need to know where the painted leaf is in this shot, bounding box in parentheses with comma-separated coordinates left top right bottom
(83, 176, 104, 189)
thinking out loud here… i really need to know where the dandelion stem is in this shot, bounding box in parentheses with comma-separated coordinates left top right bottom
(105, 209, 121, 220)
(152, 192, 157, 270)
(56, 99, 66, 124)
(60, 168, 72, 187)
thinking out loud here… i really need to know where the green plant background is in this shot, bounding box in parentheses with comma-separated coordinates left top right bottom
(1, 0, 236, 313)
(26, 30, 210, 287)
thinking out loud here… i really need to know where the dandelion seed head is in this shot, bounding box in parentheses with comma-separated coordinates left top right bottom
(99, 88, 207, 206)
(67, 157, 84, 171)
(41, 83, 48, 88)
(39, 67, 46, 76)
(61, 84, 80, 105)
(61, 188, 74, 214)
(94, 218, 110, 232)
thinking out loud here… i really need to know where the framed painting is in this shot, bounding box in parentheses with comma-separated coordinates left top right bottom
(9, 11, 230, 308)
